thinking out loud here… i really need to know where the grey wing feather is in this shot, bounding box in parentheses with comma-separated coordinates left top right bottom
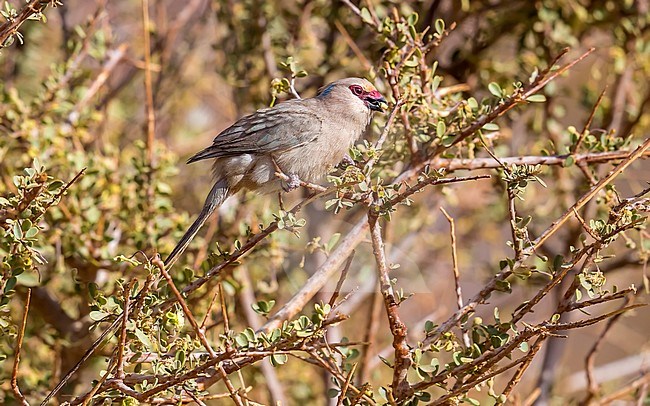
(187, 103, 322, 163)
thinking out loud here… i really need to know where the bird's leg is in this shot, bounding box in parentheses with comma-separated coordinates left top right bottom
(277, 191, 285, 211)
(271, 155, 303, 192)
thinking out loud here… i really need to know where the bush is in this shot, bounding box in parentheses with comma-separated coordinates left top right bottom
(1, 1, 648, 405)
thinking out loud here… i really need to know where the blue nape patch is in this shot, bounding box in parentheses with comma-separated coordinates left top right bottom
(318, 83, 336, 97)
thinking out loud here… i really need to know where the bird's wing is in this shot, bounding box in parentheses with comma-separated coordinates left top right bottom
(187, 102, 322, 163)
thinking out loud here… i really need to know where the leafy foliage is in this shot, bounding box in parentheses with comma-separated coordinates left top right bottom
(1, 1, 649, 405)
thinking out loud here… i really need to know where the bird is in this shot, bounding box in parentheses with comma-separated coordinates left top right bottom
(164, 77, 387, 268)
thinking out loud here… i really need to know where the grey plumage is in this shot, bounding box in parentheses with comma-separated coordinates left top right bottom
(164, 77, 386, 268)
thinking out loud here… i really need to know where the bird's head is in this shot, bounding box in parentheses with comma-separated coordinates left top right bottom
(317, 78, 387, 113)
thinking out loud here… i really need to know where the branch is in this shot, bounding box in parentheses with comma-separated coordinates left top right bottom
(424, 136, 650, 345)
(430, 149, 650, 171)
(368, 212, 412, 401)
(261, 215, 369, 332)
(439, 207, 469, 348)
(11, 289, 31, 406)
(582, 294, 636, 404)
(236, 267, 287, 405)
(593, 372, 650, 405)
(0, 0, 53, 47)
(443, 48, 593, 151)
(68, 45, 128, 122)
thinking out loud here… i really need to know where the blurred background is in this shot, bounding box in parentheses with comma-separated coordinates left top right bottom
(1, 0, 649, 404)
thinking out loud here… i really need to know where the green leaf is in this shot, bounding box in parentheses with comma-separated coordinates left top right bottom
(89, 310, 109, 321)
(13, 221, 23, 239)
(378, 355, 393, 368)
(252, 300, 276, 316)
(326, 233, 341, 253)
(495, 279, 511, 293)
(4, 276, 17, 292)
(47, 180, 64, 191)
(327, 388, 340, 398)
(526, 94, 546, 103)
(434, 19, 445, 35)
(424, 320, 435, 333)
(482, 123, 499, 131)
(270, 353, 288, 366)
(134, 327, 154, 349)
(436, 121, 446, 138)
(488, 82, 503, 98)
(407, 13, 419, 27)
(417, 392, 432, 402)
(360, 7, 373, 23)
(25, 226, 39, 239)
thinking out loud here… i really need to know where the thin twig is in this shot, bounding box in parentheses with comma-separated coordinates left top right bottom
(218, 282, 230, 335)
(390, 174, 492, 207)
(337, 363, 358, 406)
(357, 288, 383, 385)
(593, 372, 650, 405)
(26, 167, 87, 226)
(11, 288, 31, 406)
(581, 294, 635, 405)
(236, 267, 287, 405)
(334, 20, 372, 70)
(328, 252, 356, 308)
(68, 44, 128, 122)
(289, 75, 301, 100)
(154, 257, 244, 405)
(184, 388, 208, 406)
(116, 280, 136, 379)
(81, 361, 117, 405)
(527, 137, 650, 257)
(425, 136, 650, 345)
(444, 48, 593, 152)
(572, 207, 601, 241)
(340, 0, 378, 28)
(501, 336, 547, 401)
(364, 100, 404, 174)
(566, 288, 635, 312)
(142, 0, 156, 164)
(572, 86, 608, 154)
(439, 207, 469, 348)
(142, 0, 156, 225)
(200, 290, 221, 331)
(0, 0, 52, 46)
(155, 257, 216, 358)
(431, 149, 650, 171)
(262, 215, 369, 332)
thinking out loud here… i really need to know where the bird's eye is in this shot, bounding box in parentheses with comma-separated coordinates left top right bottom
(349, 85, 363, 96)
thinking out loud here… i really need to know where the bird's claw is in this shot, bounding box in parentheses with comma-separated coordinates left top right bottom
(340, 154, 355, 168)
(282, 173, 301, 192)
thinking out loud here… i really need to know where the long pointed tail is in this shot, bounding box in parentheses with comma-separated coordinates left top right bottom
(164, 179, 230, 269)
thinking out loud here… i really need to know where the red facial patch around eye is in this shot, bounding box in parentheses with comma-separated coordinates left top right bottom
(367, 89, 383, 99)
(349, 85, 364, 96)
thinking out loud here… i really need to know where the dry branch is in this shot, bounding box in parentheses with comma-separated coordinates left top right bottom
(431, 149, 650, 171)
(0, 0, 53, 46)
(11, 289, 31, 406)
(368, 212, 412, 401)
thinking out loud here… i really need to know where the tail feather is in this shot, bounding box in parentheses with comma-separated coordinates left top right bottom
(164, 179, 230, 269)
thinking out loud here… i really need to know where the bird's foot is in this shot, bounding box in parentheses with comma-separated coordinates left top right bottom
(282, 173, 302, 192)
(340, 154, 355, 168)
